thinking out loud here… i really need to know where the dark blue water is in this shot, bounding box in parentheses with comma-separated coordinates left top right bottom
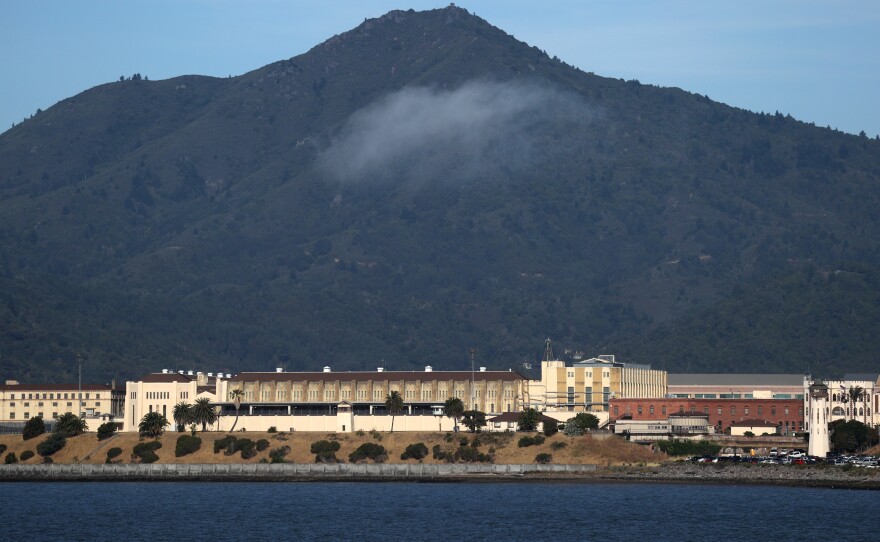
(2, 482, 876, 541)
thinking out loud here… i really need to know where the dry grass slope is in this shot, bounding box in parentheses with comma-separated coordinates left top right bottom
(0, 431, 666, 466)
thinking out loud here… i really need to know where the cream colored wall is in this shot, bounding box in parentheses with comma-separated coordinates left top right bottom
(124, 379, 199, 432)
(730, 425, 776, 437)
(0, 388, 115, 424)
(214, 414, 459, 433)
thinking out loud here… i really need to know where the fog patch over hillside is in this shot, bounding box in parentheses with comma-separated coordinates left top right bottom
(319, 80, 592, 184)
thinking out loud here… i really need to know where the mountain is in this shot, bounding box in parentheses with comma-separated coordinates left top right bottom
(1, 6, 879, 383)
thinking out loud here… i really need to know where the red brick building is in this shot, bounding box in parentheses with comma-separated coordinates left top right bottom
(609, 397, 804, 435)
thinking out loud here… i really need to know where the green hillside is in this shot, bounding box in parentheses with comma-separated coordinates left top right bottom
(1, 6, 878, 382)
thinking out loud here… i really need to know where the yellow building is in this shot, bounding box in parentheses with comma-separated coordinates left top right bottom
(123, 370, 228, 432)
(0, 380, 124, 427)
(123, 366, 527, 433)
(527, 352, 667, 413)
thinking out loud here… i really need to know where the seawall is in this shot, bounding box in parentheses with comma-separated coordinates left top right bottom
(0, 462, 597, 482)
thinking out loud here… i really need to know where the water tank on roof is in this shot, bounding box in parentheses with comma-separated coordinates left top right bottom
(276, 368, 284, 373)
(479, 367, 486, 372)
(162, 369, 169, 374)
(425, 366, 433, 372)
(207, 373, 213, 377)
(187, 370, 194, 376)
(323, 366, 331, 373)
(377, 367, 384, 372)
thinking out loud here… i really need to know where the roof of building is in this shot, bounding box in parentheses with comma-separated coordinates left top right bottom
(0, 383, 114, 392)
(842, 373, 880, 383)
(667, 374, 804, 386)
(730, 419, 777, 427)
(136, 373, 196, 383)
(232, 370, 526, 383)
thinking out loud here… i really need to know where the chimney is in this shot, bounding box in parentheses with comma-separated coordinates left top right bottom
(226, 374, 232, 378)
(377, 367, 384, 373)
(323, 366, 331, 373)
(161, 369, 169, 374)
(479, 367, 486, 372)
(187, 370, 194, 376)
(207, 373, 213, 377)
(276, 368, 284, 373)
(425, 366, 433, 372)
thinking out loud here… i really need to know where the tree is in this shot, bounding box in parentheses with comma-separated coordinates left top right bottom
(97, 422, 117, 441)
(22, 416, 46, 440)
(443, 397, 465, 431)
(518, 408, 540, 432)
(190, 398, 217, 432)
(173, 402, 193, 432)
(564, 412, 600, 437)
(229, 388, 244, 432)
(139, 411, 169, 438)
(461, 410, 487, 433)
(848, 386, 865, 422)
(543, 418, 559, 437)
(385, 391, 404, 433)
(830, 419, 879, 453)
(54, 412, 88, 437)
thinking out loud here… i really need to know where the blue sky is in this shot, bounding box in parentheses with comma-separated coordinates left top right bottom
(3, 1, 878, 136)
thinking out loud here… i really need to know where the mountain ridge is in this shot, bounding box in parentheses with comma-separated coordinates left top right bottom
(1, 6, 879, 383)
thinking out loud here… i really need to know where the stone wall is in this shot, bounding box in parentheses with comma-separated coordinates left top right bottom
(0, 462, 597, 481)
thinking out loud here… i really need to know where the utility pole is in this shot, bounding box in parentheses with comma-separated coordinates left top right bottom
(468, 347, 476, 411)
(77, 352, 83, 417)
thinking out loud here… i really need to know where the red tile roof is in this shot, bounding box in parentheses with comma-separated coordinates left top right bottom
(232, 370, 526, 383)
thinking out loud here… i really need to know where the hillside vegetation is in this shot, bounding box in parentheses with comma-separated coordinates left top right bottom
(1, 6, 879, 381)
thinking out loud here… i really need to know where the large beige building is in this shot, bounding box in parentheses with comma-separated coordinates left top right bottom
(123, 370, 228, 432)
(0, 380, 124, 427)
(124, 366, 527, 433)
(526, 353, 667, 414)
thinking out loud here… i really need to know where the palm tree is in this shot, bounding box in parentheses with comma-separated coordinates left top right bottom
(54, 412, 88, 436)
(229, 388, 244, 432)
(443, 397, 465, 431)
(848, 386, 865, 422)
(191, 397, 218, 432)
(139, 411, 169, 438)
(172, 402, 193, 432)
(385, 391, 404, 433)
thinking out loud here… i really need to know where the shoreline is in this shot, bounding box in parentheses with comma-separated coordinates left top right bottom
(2, 462, 878, 490)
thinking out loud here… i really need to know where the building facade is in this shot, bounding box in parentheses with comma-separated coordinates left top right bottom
(527, 354, 667, 413)
(609, 397, 804, 435)
(667, 374, 805, 400)
(124, 366, 526, 433)
(0, 380, 124, 428)
(802, 375, 878, 432)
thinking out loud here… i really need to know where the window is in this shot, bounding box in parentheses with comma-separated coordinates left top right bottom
(9, 402, 14, 407)
(744, 407, 749, 415)
(758, 406, 763, 416)
(717, 406, 722, 415)
(730, 406, 736, 416)
(53, 402, 58, 407)
(661, 405, 667, 415)
(38, 402, 44, 407)
(24, 402, 30, 407)
(679, 406, 684, 413)
(649, 405, 654, 415)
(52, 412, 58, 419)
(637, 405, 642, 414)
(690, 405, 696, 413)
(67, 402, 72, 407)
(24, 412, 29, 418)
(9, 413, 14, 419)
(703, 407, 709, 415)
(784, 406, 789, 415)
(613, 406, 619, 415)
(771, 406, 776, 416)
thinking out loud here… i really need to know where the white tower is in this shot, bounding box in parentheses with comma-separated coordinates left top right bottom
(807, 381, 830, 458)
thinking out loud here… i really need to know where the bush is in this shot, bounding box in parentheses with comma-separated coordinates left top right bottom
(97, 422, 118, 441)
(234, 438, 257, 459)
(270, 446, 291, 463)
(459, 437, 469, 446)
(535, 453, 553, 464)
(22, 416, 45, 440)
(4, 452, 17, 464)
(543, 421, 559, 437)
(175, 435, 202, 457)
(453, 446, 492, 463)
(43, 456, 54, 464)
(267, 426, 277, 433)
(517, 435, 546, 448)
(214, 436, 236, 453)
(133, 440, 162, 464)
(0, 444, 6, 455)
(20, 450, 35, 461)
(550, 441, 567, 451)
(256, 439, 270, 452)
(564, 413, 600, 436)
(369, 429, 383, 442)
(655, 440, 721, 457)
(349, 443, 387, 463)
(355, 430, 365, 437)
(37, 433, 67, 457)
(401, 442, 429, 460)
(312, 439, 342, 463)
(106, 447, 122, 462)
